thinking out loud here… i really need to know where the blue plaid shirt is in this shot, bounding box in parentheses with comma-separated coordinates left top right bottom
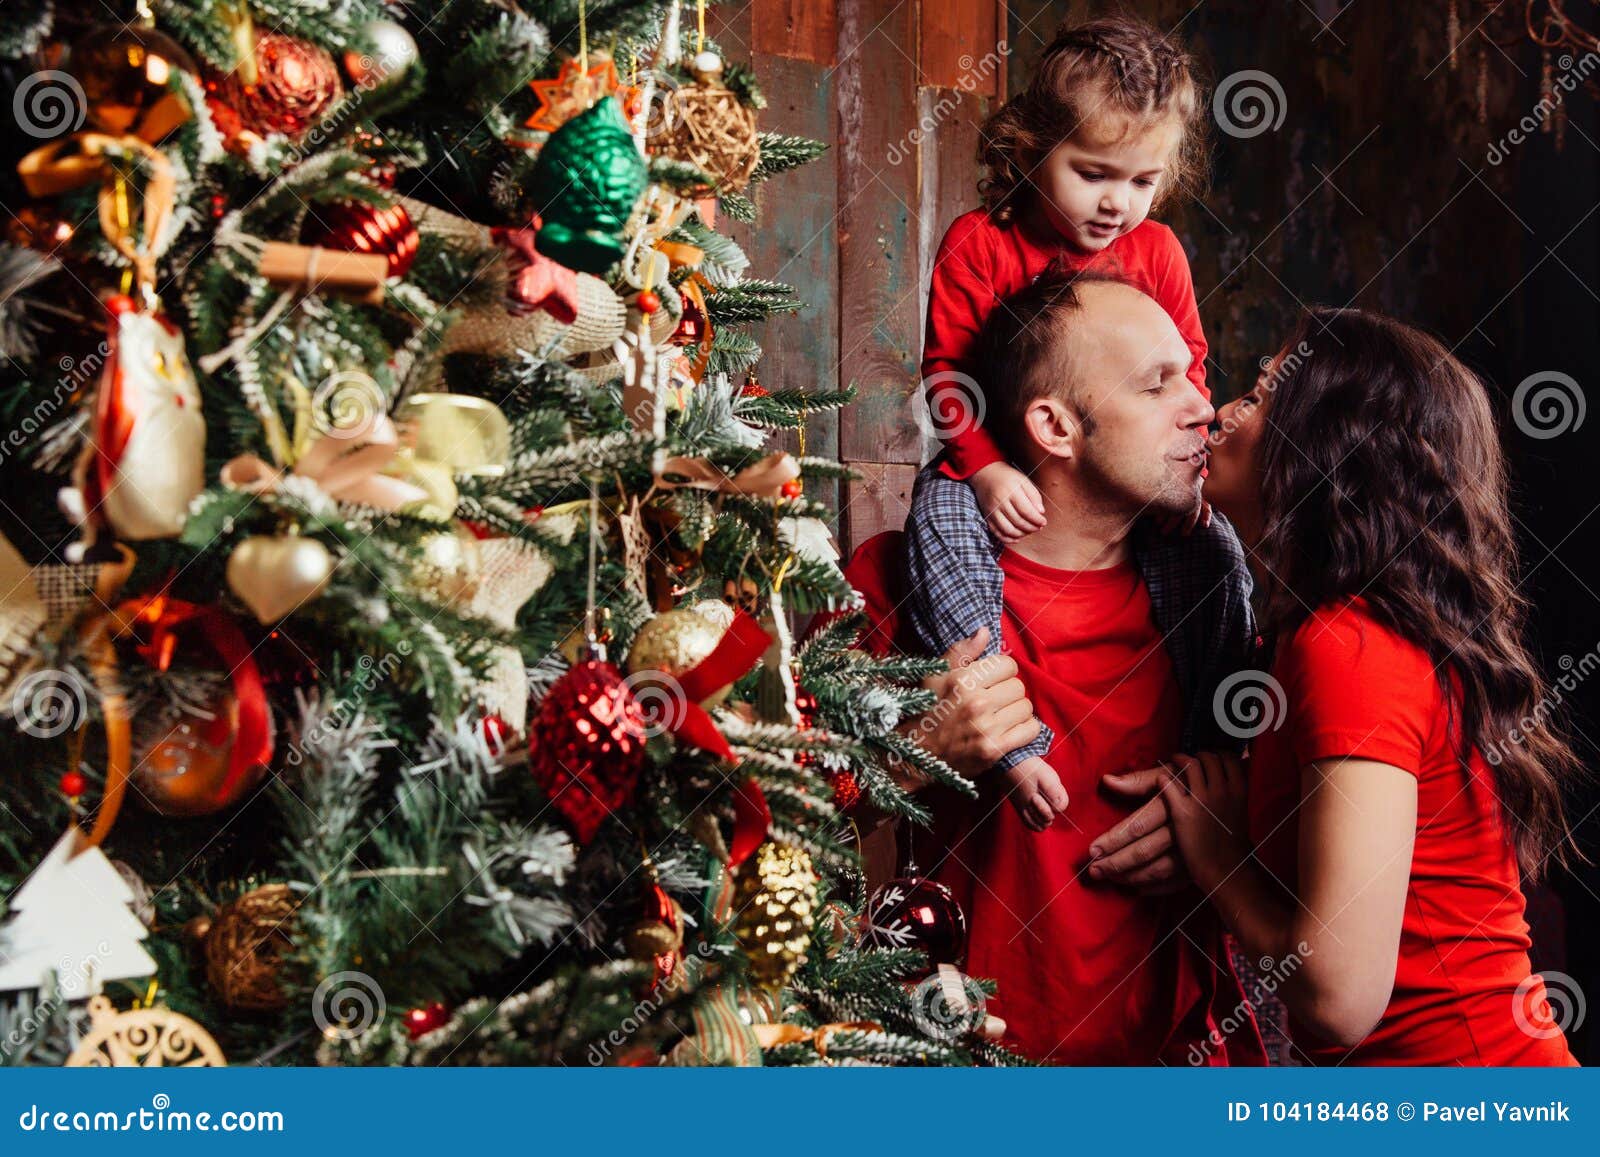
(903, 465, 1258, 770)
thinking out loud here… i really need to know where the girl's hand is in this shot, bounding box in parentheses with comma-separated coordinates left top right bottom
(1158, 752, 1251, 894)
(971, 462, 1046, 542)
(1156, 498, 1213, 536)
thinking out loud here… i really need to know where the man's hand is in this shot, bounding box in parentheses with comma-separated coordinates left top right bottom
(1085, 765, 1188, 894)
(900, 627, 1042, 781)
(971, 461, 1046, 542)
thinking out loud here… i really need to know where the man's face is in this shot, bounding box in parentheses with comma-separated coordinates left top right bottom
(1033, 116, 1175, 255)
(1046, 282, 1214, 516)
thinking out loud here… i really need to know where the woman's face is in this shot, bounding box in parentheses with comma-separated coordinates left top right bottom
(1202, 350, 1279, 538)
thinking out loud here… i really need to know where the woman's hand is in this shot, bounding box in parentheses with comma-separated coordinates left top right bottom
(1158, 751, 1252, 895)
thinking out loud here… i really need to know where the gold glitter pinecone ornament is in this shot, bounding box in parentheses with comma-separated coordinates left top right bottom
(731, 841, 817, 990)
(186, 884, 297, 1012)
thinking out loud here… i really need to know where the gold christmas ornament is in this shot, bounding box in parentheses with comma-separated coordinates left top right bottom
(654, 57, 760, 194)
(731, 841, 817, 990)
(397, 393, 511, 477)
(226, 534, 335, 623)
(414, 525, 482, 607)
(626, 608, 730, 705)
(186, 883, 296, 1012)
(65, 994, 227, 1067)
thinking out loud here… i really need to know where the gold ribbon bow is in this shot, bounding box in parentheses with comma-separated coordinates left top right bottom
(752, 1021, 883, 1057)
(220, 382, 459, 519)
(17, 134, 175, 294)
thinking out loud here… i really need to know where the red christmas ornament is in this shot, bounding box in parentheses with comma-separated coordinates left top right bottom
(863, 874, 969, 969)
(780, 479, 803, 499)
(477, 712, 512, 754)
(404, 1001, 449, 1039)
(827, 769, 862, 811)
(636, 289, 662, 314)
(526, 659, 649, 844)
(59, 771, 87, 798)
(211, 32, 342, 140)
(739, 373, 768, 398)
(302, 200, 419, 279)
(670, 288, 707, 347)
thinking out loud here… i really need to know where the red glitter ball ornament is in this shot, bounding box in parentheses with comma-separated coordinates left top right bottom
(404, 1001, 449, 1039)
(827, 769, 861, 811)
(60, 771, 88, 798)
(526, 659, 649, 844)
(302, 200, 420, 278)
(212, 32, 342, 140)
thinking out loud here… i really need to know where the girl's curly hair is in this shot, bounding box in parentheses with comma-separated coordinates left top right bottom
(979, 16, 1209, 221)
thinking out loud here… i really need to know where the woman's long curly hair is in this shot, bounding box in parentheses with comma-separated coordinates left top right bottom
(979, 15, 1209, 222)
(1256, 308, 1583, 877)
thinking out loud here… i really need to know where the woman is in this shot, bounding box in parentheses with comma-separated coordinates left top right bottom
(1164, 308, 1582, 1065)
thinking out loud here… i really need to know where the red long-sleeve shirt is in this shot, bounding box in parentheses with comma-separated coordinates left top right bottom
(923, 209, 1210, 479)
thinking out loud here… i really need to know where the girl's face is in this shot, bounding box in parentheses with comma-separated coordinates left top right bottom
(1032, 115, 1177, 253)
(1202, 352, 1278, 541)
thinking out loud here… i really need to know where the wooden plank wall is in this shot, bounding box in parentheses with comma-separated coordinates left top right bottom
(710, 0, 1011, 555)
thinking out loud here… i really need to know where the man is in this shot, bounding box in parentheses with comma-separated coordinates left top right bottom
(848, 270, 1262, 1064)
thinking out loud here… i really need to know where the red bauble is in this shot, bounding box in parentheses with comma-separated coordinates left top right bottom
(527, 659, 649, 844)
(740, 380, 768, 398)
(827, 769, 861, 810)
(212, 32, 342, 140)
(60, 771, 88, 798)
(670, 289, 707, 347)
(862, 874, 969, 968)
(302, 201, 419, 278)
(404, 1001, 449, 1039)
(780, 479, 803, 499)
(635, 290, 662, 314)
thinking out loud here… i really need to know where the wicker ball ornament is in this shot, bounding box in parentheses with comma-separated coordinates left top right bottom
(187, 884, 297, 1012)
(654, 61, 760, 194)
(731, 841, 818, 990)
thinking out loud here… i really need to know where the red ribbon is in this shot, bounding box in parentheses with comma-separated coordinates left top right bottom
(118, 594, 273, 801)
(661, 609, 775, 865)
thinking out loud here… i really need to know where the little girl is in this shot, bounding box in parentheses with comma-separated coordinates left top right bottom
(908, 16, 1220, 829)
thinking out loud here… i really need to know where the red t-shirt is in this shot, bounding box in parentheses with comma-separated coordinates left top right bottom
(923, 209, 1210, 479)
(843, 533, 1261, 1065)
(1248, 598, 1577, 1066)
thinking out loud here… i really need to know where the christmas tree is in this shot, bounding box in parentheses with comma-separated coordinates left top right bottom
(0, 1, 1015, 1067)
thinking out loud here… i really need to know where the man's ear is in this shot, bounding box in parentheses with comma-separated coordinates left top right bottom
(1024, 396, 1081, 461)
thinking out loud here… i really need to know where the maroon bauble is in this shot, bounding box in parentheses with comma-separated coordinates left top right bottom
(68, 22, 198, 139)
(670, 289, 707, 347)
(862, 874, 968, 968)
(301, 200, 419, 278)
(212, 32, 341, 140)
(404, 1001, 449, 1039)
(527, 659, 649, 844)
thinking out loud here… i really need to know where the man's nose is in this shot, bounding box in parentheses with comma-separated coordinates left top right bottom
(1183, 392, 1216, 429)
